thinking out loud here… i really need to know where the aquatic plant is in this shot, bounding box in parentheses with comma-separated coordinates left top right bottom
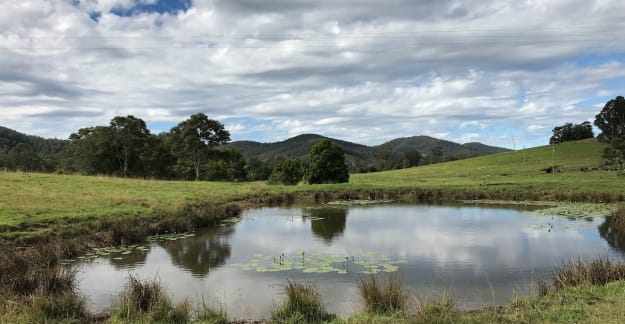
(231, 251, 406, 275)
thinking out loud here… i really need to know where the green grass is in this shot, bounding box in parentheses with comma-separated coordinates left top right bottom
(0, 138, 622, 237)
(335, 281, 625, 324)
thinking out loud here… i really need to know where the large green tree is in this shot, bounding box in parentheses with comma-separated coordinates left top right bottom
(595, 96, 625, 170)
(110, 115, 151, 177)
(64, 126, 116, 174)
(306, 139, 349, 184)
(170, 113, 231, 180)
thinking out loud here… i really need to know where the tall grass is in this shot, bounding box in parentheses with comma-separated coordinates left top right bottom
(195, 301, 228, 324)
(413, 293, 456, 323)
(358, 274, 406, 315)
(111, 275, 191, 323)
(553, 257, 625, 290)
(271, 280, 335, 323)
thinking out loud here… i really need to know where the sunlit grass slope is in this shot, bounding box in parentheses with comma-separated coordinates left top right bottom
(1, 138, 621, 228)
(351, 138, 622, 192)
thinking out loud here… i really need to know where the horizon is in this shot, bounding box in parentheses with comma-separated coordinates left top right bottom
(1, 1, 624, 149)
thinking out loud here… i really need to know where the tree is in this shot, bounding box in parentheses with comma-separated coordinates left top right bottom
(595, 96, 625, 170)
(269, 158, 304, 185)
(170, 113, 230, 180)
(430, 146, 443, 164)
(142, 133, 176, 179)
(549, 121, 594, 144)
(110, 115, 151, 177)
(246, 157, 271, 180)
(306, 139, 349, 184)
(0, 149, 7, 169)
(404, 149, 423, 167)
(63, 126, 117, 175)
(595, 96, 625, 142)
(7, 143, 41, 171)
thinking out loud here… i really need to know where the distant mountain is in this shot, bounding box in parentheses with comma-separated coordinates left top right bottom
(226, 133, 510, 171)
(225, 134, 372, 161)
(378, 136, 509, 158)
(0, 126, 67, 154)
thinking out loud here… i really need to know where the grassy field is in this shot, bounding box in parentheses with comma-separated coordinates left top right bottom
(2, 138, 625, 323)
(1, 138, 622, 230)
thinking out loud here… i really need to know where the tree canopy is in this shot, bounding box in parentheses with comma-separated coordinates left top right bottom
(306, 139, 349, 184)
(269, 157, 304, 185)
(170, 113, 231, 180)
(549, 121, 594, 144)
(594, 96, 625, 170)
(595, 96, 625, 142)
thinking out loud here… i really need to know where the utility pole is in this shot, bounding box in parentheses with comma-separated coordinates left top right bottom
(552, 142, 556, 175)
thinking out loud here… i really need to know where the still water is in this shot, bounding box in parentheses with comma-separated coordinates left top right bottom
(75, 204, 625, 319)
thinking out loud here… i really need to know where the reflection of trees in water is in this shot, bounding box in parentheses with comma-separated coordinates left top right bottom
(109, 249, 150, 269)
(158, 225, 235, 277)
(599, 217, 625, 252)
(303, 207, 347, 244)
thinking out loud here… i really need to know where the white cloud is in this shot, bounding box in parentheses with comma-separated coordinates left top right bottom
(0, 0, 624, 147)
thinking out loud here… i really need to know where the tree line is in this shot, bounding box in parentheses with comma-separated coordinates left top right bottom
(0, 113, 350, 184)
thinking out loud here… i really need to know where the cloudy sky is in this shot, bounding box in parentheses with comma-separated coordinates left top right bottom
(1, 0, 624, 148)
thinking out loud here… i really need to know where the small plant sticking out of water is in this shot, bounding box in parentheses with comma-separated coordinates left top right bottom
(553, 257, 625, 290)
(358, 274, 406, 315)
(271, 280, 336, 324)
(111, 274, 191, 323)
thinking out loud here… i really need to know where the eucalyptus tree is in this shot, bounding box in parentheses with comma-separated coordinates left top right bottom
(109, 115, 151, 177)
(170, 113, 231, 180)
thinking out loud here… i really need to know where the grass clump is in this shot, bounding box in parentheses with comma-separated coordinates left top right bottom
(553, 257, 625, 290)
(25, 293, 88, 324)
(272, 280, 335, 324)
(413, 294, 456, 323)
(111, 275, 190, 323)
(195, 301, 228, 324)
(358, 274, 406, 315)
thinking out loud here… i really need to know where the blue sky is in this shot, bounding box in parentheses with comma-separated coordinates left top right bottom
(1, 0, 625, 148)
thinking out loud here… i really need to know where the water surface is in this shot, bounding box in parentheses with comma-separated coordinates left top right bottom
(75, 204, 625, 319)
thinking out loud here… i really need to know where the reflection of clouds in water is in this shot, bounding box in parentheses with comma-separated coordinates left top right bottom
(75, 205, 625, 319)
(237, 206, 616, 273)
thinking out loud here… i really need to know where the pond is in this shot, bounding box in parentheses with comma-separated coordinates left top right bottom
(75, 203, 625, 319)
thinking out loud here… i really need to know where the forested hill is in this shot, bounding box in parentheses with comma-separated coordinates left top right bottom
(0, 126, 67, 154)
(225, 134, 372, 161)
(226, 133, 509, 170)
(379, 136, 509, 159)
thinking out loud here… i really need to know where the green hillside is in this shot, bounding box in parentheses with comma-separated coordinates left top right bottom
(379, 135, 509, 158)
(0, 126, 67, 154)
(352, 138, 617, 192)
(0, 138, 621, 233)
(226, 133, 509, 171)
